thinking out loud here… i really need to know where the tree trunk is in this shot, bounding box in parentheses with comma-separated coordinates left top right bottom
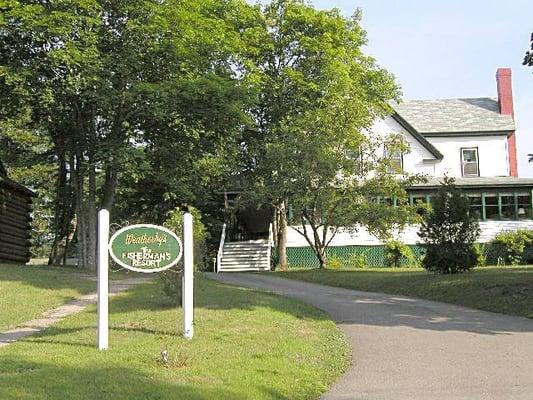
(48, 154, 68, 265)
(311, 224, 327, 269)
(272, 207, 278, 248)
(73, 152, 86, 269)
(49, 153, 76, 265)
(101, 165, 118, 211)
(314, 245, 327, 268)
(86, 161, 97, 270)
(276, 200, 288, 270)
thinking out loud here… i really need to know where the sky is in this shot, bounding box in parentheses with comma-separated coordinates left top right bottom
(306, 0, 533, 177)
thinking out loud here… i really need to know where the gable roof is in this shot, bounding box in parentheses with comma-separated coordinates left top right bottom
(391, 112, 443, 160)
(391, 98, 515, 135)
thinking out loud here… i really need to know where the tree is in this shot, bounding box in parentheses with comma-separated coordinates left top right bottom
(524, 32, 533, 67)
(418, 177, 480, 274)
(240, 0, 416, 268)
(1, 0, 254, 268)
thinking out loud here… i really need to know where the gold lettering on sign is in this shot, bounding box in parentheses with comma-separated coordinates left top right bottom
(122, 247, 172, 268)
(124, 233, 168, 246)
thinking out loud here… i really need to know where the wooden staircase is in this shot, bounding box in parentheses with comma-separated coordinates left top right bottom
(216, 224, 273, 272)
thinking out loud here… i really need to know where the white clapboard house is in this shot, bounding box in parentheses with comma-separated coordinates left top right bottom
(217, 68, 533, 271)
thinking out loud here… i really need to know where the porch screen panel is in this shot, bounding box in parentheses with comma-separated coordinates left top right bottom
(468, 195, 483, 219)
(517, 194, 532, 219)
(485, 195, 499, 219)
(501, 194, 515, 219)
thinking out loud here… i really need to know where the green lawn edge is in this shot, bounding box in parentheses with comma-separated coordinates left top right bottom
(0, 264, 96, 332)
(268, 266, 533, 319)
(0, 276, 350, 400)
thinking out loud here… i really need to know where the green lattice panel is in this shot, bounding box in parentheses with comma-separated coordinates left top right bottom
(288, 243, 533, 269)
(483, 243, 533, 265)
(287, 245, 427, 268)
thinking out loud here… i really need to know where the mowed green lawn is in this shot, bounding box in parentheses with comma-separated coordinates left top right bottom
(0, 264, 96, 332)
(271, 266, 533, 318)
(0, 276, 349, 400)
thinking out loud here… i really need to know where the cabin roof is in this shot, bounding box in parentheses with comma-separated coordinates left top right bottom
(0, 160, 35, 197)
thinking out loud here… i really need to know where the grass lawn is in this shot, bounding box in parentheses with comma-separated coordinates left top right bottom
(270, 266, 533, 318)
(0, 264, 145, 333)
(0, 276, 349, 400)
(0, 264, 96, 332)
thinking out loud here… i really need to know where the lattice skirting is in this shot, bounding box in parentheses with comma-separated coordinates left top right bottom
(286, 244, 533, 268)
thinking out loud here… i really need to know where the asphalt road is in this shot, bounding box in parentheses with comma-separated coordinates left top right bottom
(205, 273, 533, 400)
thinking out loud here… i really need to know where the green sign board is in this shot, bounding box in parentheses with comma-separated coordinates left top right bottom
(109, 224, 182, 273)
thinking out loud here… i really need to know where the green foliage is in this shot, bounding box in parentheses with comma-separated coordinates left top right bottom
(384, 240, 416, 268)
(326, 256, 343, 270)
(159, 270, 182, 305)
(524, 32, 533, 67)
(1, 0, 255, 265)
(163, 206, 210, 271)
(160, 206, 209, 303)
(473, 243, 487, 267)
(346, 253, 368, 269)
(491, 229, 533, 265)
(240, 0, 419, 269)
(418, 177, 480, 274)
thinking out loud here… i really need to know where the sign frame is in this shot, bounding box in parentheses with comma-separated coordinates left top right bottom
(108, 223, 183, 273)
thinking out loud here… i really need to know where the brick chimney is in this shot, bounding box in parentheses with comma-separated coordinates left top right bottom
(496, 68, 518, 176)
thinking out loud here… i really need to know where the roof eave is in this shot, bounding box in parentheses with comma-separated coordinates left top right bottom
(391, 112, 444, 160)
(420, 130, 514, 137)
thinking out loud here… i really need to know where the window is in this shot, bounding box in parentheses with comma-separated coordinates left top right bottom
(468, 195, 483, 219)
(517, 194, 532, 219)
(461, 148, 479, 177)
(385, 147, 403, 173)
(500, 194, 515, 219)
(484, 195, 499, 219)
(410, 194, 428, 215)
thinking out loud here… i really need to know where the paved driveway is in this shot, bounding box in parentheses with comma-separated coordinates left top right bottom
(205, 273, 533, 400)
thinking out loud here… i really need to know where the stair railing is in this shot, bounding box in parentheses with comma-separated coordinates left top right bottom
(267, 223, 273, 269)
(216, 223, 227, 273)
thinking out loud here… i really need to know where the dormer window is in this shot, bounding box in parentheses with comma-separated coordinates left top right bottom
(461, 147, 479, 177)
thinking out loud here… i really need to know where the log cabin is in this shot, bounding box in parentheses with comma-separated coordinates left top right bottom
(0, 160, 35, 264)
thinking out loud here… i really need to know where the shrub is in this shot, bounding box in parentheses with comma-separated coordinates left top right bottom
(160, 207, 209, 303)
(346, 253, 368, 269)
(326, 256, 343, 270)
(384, 240, 416, 268)
(418, 177, 480, 274)
(491, 229, 533, 265)
(473, 243, 486, 267)
(164, 206, 209, 271)
(159, 270, 182, 305)
(423, 244, 478, 274)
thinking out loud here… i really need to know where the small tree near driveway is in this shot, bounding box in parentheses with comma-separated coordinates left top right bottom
(419, 177, 480, 274)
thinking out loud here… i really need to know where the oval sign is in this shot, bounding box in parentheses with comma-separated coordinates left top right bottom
(109, 224, 182, 273)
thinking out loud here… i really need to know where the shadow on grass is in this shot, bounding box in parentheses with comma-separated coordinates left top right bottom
(205, 272, 533, 336)
(0, 356, 279, 400)
(102, 277, 330, 323)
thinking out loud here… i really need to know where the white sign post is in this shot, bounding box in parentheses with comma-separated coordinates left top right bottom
(182, 212, 194, 339)
(96, 209, 193, 349)
(97, 209, 110, 350)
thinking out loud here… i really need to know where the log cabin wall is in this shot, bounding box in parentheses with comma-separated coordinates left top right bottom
(0, 178, 34, 264)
